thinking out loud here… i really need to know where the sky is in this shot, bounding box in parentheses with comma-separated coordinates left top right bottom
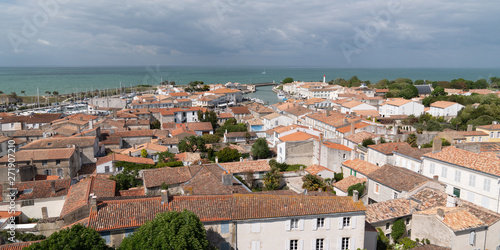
(1, 0, 499, 68)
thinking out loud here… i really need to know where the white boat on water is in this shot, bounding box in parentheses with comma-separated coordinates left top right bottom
(277, 91, 286, 99)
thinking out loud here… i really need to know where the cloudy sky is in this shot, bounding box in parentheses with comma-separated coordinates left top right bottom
(1, 0, 499, 67)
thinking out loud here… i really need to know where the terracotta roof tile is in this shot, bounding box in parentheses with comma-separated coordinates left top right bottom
(12, 179, 71, 200)
(430, 101, 460, 109)
(366, 198, 419, 223)
(336, 122, 371, 134)
(424, 146, 500, 176)
(0, 241, 42, 250)
(342, 159, 379, 175)
(333, 176, 366, 193)
(0, 148, 76, 162)
(322, 142, 352, 151)
(96, 153, 154, 166)
(368, 142, 412, 155)
(229, 106, 251, 115)
(305, 164, 334, 175)
(279, 131, 319, 142)
(368, 164, 433, 192)
(21, 136, 97, 149)
(218, 160, 271, 173)
(345, 131, 379, 144)
(394, 147, 432, 161)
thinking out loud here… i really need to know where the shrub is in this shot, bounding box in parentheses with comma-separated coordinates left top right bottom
(391, 219, 406, 243)
(347, 182, 366, 196)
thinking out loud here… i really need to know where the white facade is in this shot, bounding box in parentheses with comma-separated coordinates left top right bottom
(394, 153, 422, 174)
(429, 103, 464, 117)
(0, 197, 65, 219)
(421, 157, 500, 212)
(263, 115, 294, 131)
(236, 213, 366, 250)
(379, 101, 424, 117)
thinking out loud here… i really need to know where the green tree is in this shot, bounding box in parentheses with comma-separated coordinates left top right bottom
(109, 170, 142, 191)
(141, 149, 148, 158)
(263, 167, 282, 191)
(178, 136, 206, 153)
(282, 77, 294, 84)
(216, 147, 241, 163)
(362, 138, 375, 147)
(302, 174, 326, 191)
(399, 85, 419, 99)
(405, 133, 418, 147)
(377, 228, 390, 250)
(251, 138, 270, 159)
(20, 90, 26, 96)
(473, 79, 489, 89)
(431, 86, 447, 97)
(216, 118, 247, 136)
(391, 219, 406, 243)
(202, 134, 220, 144)
(119, 210, 211, 250)
(150, 120, 161, 129)
(26, 224, 112, 250)
(197, 110, 218, 130)
(347, 182, 366, 196)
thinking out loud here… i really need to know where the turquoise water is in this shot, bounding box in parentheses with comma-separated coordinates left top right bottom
(246, 85, 281, 105)
(0, 66, 499, 95)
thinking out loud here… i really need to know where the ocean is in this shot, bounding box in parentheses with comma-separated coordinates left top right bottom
(0, 66, 499, 98)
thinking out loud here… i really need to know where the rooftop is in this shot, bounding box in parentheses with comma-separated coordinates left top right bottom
(368, 142, 412, 155)
(342, 159, 379, 175)
(367, 164, 434, 192)
(333, 176, 366, 193)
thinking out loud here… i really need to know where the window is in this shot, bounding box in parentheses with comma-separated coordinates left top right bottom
(430, 163, 435, 174)
(21, 200, 35, 207)
(42, 161, 48, 166)
(289, 240, 298, 250)
(341, 237, 350, 250)
(221, 222, 229, 234)
(104, 166, 110, 173)
(490, 132, 494, 138)
(393, 192, 398, 199)
(469, 174, 476, 187)
(471, 137, 475, 142)
(374, 184, 379, 194)
(56, 160, 60, 165)
(454, 170, 461, 182)
(479, 137, 482, 142)
(441, 166, 447, 178)
(43, 169, 52, 175)
(220, 243, 230, 250)
(405, 218, 410, 225)
(291, 219, 299, 229)
(315, 239, 324, 250)
(343, 217, 351, 227)
(469, 230, 476, 246)
(482, 196, 490, 208)
(385, 223, 390, 230)
(497, 132, 500, 138)
(343, 154, 346, 159)
(484, 179, 491, 192)
(57, 169, 63, 178)
(317, 218, 325, 228)
(453, 187, 461, 198)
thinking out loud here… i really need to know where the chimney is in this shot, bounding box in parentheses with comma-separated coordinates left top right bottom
(215, 156, 218, 163)
(343, 118, 348, 124)
(350, 149, 356, 160)
(446, 194, 458, 207)
(89, 194, 97, 212)
(350, 122, 355, 135)
(432, 137, 442, 153)
(41, 207, 48, 219)
(240, 157, 243, 162)
(222, 171, 233, 186)
(161, 189, 170, 205)
(493, 121, 498, 125)
(433, 175, 439, 181)
(353, 190, 359, 202)
(326, 110, 330, 117)
(437, 208, 445, 219)
(133, 144, 137, 149)
(318, 188, 323, 193)
(43, 132, 46, 139)
(467, 124, 473, 132)
(50, 181, 56, 195)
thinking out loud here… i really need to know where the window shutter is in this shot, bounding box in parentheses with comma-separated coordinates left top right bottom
(299, 240, 304, 250)
(286, 220, 291, 231)
(469, 231, 476, 245)
(325, 218, 330, 230)
(311, 239, 316, 250)
(285, 240, 290, 250)
(351, 237, 355, 250)
(352, 217, 357, 229)
(325, 239, 330, 250)
(299, 219, 304, 231)
(312, 219, 318, 231)
(337, 238, 342, 250)
(338, 218, 343, 230)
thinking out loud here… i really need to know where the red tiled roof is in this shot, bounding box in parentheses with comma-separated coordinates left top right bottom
(336, 122, 371, 134)
(229, 106, 251, 114)
(279, 131, 318, 142)
(322, 142, 351, 151)
(218, 160, 271, 173)
(21, 136, 97, 149)
(0, 241, 43, 250)
(96, 153, 154, 166)
(367, 164, 433, 192)
(345, 131, 379, 144)
(342, 159, 379, 175)
(14, 179, 71, 200)
(366, 198, 418, 223)
(424, 146, 500, 177)
(305, 165, 333, 175)
(333, 176, 366, 193)
(430, 101, 460, 108)
(186, 122, 213, 131)
(87, 194, 365, 232)
(476, 124, 500, 130)
(0, 148, 76, 163)
(368, 142, 412, 155)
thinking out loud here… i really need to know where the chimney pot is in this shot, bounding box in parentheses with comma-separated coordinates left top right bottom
(41, 207, 48, 219)
(432, 137, 442, 153)
(433, 175, 439, 181)
(353, 190, 359, 202)
(222, 172, 233, 186)
(50, 181, 56, 195)
(437, 208, 445, 219)
(446, 194, 458, 207)
(90, 194, 97, 212)
(161, 189, 170, 204)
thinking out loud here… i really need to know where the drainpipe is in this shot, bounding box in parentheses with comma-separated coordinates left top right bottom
(497, 180, 500, 213)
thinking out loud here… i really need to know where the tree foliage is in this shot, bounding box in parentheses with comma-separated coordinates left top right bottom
(119, 210, 212, 250)
(347, 182, 366, 196)
(391, 219, 406, 243)
(398, 85, 419, 99)
(405, 133, 418, 147)
(141, 149, 148, 158)
(263, 167, 282, 191)
(179, 136, 207, 153)
(109, 170, 142, 191)
(451, 103, 500, 131)
(251, 138, 270, 159)
(202, 134, 221, 144)
(216, 119, 247, 136)
(26, 224, 112, 250)
(150, 120, 161, 129)
(282, 77, 294, 84)
(302, 174, 327, 191)
(362, 138, 375, 147)
(216, 147, 241, 163)
(197, 110, 218, 130)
